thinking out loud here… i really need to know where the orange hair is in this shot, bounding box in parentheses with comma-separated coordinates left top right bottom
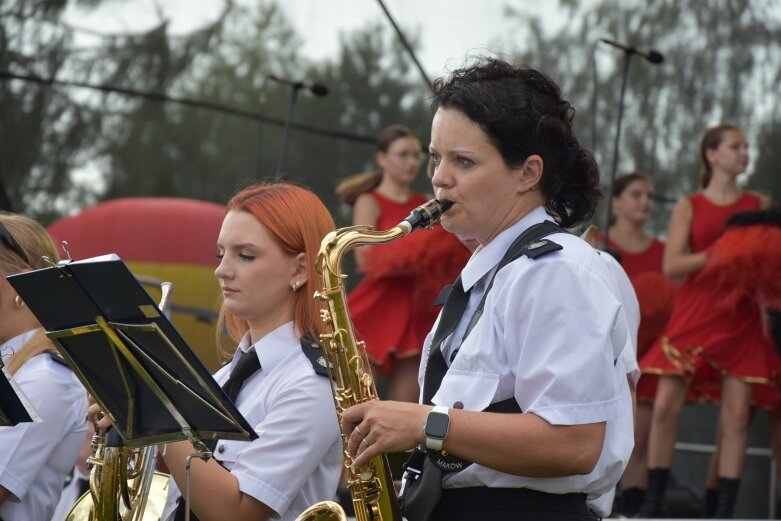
(216, 182, 335, 353)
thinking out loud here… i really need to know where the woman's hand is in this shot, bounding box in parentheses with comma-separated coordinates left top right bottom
(342, 401, 429, 469)
(86, 398, 114, 434)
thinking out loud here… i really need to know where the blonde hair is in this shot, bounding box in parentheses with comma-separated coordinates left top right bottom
(0, 212, 60, 374)
(215, 183, 335, 356)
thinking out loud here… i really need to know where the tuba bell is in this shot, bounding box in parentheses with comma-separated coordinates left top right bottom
(65, 282, 175, 521)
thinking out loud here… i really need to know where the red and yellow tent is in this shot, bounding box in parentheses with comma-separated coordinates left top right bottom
(47, 197, 226, 371)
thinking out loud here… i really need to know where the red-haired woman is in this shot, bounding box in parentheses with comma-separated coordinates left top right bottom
(0, 213, 89, 521)
(337, 125, 469, 403)
(638, 124, 778, 518)
(91, 182, 343, 521)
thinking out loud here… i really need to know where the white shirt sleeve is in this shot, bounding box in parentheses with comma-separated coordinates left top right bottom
(228, 374, 340, 515)
(0, 359, 86, 500)
(496, 255, 624, 425)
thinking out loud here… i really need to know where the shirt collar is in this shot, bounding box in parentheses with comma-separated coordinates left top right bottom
(460, 206, 555, 292)
(235, 321, 298, 374)
(1, 329, 40, 363)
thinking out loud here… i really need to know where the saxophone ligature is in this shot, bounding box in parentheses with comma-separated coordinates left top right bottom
(296, 199, 451, 521)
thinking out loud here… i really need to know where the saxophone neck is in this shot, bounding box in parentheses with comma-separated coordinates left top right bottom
(316, 198, 452, 279)
(317, 225, 407, 282)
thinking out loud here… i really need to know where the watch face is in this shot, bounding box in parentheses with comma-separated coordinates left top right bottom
(426, 412, 449, 438)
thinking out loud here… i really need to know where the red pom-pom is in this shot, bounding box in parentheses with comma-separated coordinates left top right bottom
(632, 272, 676, 357)
(361, 225, 471, 315)
(702, 225, 781, 309)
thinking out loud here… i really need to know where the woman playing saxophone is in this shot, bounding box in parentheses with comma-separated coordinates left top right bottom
(89, 182, 343, 521)
(342, 58, 635, 521)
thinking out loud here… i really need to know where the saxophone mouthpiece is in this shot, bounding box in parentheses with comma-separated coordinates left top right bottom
(401, 199, 452, 232)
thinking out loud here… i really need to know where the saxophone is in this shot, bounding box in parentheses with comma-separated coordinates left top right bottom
(296, 199, 452, 521)
(66, 282, 175, 521)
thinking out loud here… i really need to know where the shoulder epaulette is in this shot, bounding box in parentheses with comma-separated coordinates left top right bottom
(519, 238, 563, 260)
(49, 352, 72, 370)
(299, 335, 332, 378)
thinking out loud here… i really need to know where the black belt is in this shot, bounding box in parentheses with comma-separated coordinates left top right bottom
(429, 487, 597, 521)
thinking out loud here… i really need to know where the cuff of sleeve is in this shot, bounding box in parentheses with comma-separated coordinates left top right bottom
(530, 395, 622, 426)
(0, 470, 28, 503)
(233, 470, 289, 517)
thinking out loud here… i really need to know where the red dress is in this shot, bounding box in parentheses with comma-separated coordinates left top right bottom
(607, 238, 676, 401)
(608, 238, 665, 279)
(348, 191, 470, 375)
(640, 192, 779, 405)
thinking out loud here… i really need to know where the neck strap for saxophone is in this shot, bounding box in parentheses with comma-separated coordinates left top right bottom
(420, 220, 565, 473)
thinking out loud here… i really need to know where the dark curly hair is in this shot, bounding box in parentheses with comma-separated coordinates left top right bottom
(430, 58, 602, 227)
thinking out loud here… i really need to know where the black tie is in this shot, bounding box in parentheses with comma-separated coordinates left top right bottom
(175, 349, 260, 521)
(222, 348, 261, 403)
(422, 278, 470, 404)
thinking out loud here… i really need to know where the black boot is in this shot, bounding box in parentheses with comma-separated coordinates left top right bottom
(702, 487, 718, 518)
(616, 487, 645, 517)
(635, 468, 669, 518)
(714, 478, 740, 519)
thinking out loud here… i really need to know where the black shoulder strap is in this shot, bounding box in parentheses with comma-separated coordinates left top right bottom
(457, 221, 565, 349)
(49, 352, 72, 371)
(422, 222, 567, 474)
(299, 335, 331, 378)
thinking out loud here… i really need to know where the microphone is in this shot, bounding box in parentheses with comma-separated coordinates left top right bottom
(268, 75, 329, 96)
(600, 38, 664, 64)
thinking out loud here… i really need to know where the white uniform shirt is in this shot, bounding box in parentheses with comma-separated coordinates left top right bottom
(587, 251, 640, 516)
(50, 465, 90, 521)
(162, 322, 342, 521)
(0, 331, 88, 521)
(418, 206, 634, 505)
(601, 251, 640, 387)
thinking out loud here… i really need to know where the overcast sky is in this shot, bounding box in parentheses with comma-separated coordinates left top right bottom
(63, 0, 570, 79)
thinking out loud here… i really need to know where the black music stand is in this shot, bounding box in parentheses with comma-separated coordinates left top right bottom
(7, 252, 257, 445)
(0, 359, 40, 426)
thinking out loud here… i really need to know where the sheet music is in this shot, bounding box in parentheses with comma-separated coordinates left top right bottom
(6, 254, 258, 444)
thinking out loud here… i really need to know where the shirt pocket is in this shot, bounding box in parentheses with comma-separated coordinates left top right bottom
(433, 368, 500, 411)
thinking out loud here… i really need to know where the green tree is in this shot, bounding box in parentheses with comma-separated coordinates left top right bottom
(0, 0, 103, 222)
(507, 0, 781, 232)
(291, 21, 432, 222)
(749, 120, 781, 203)
(0, 0, 229, 223)
(98, 6, 432, 223)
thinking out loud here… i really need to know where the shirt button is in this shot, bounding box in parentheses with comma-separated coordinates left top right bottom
(218, 444, 226, 454)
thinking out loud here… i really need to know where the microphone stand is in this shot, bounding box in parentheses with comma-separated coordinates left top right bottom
(602, 51, 633, 249)
(275, 83, 304, 181)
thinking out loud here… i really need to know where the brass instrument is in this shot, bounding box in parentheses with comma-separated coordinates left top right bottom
(299, 199, 452, 521)
(66, 282, 175, 521)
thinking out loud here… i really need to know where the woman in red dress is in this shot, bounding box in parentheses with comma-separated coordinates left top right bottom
(336, 125, 470, 403)
(638, 124, 775, 518)
(607, 172, 675, 517)
(607, 173, 666, 281)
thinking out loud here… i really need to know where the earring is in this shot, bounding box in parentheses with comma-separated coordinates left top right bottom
(14, 295, 24, 308)
(291, 281, 298, 292)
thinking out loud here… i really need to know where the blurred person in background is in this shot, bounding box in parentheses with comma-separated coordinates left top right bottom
(0, 212, 88, 521)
